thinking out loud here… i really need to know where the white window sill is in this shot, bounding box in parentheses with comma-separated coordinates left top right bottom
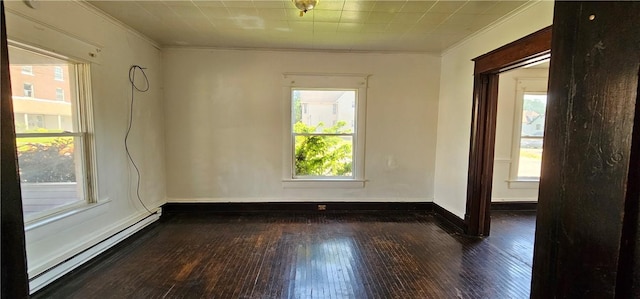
(507, 179, 540, 189)
(24, 199, 111, 231)
(282, 179, 366, 189)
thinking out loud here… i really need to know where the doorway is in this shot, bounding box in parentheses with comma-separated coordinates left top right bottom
(489, 60, 550, 269)
(492, 61, 549, 206)
(464, 26, 552, 236)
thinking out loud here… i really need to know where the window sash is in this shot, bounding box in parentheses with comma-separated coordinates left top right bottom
(17, 132, 83, 138)
(56, 88, 64, 101)
(293, 133, 353, 137)
(290, 88, 357, 179)
(282, 73, 368, 183)
(54, 66, 64, 81)
(292, 133, 355, 178)
(9, 44, 95, 223)
(23, 83, 33, 97)
(510, 80, 547, 182)
(17, 134, 88, 222)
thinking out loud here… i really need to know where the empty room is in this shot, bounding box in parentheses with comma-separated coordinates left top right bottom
(2, 1, 640, 298)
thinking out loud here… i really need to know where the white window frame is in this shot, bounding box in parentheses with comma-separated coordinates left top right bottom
(291, 89, 356, 179)
(26, 114, 44, 129)
(10, 43, 97, 223)
(21, 65, 33, 75)
(54, 66, 64, 81)
(23, 82, 33, 97)
(508, 78, 547, 188)
(55, 87, 65, 101)
(282, 73, 368, 188)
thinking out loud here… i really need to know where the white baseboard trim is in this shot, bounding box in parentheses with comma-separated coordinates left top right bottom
(28, 210, 161, 294)
(491, 198, 538, 202)
(166, 197, 433, 203)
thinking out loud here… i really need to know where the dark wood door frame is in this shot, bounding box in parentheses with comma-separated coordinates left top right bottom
(1, 1, 30, 297)
(464, 26, 552, 236)
(531, 3, 640, 296)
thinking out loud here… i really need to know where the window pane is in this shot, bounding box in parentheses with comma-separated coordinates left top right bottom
(293, 90, 356, 133)
(518, 138, 543, 178)
(10, 46, 77, 133)
(17, 136, 84, 216)
(54, 66, 64, 81)
(294, 135, 353, 177)
(517, 93, 546, 179)
(521, 94, 547, 137)
(56, 88, 64, 101)
(9, 45, 87, 220)
(23, 83, 33, 97)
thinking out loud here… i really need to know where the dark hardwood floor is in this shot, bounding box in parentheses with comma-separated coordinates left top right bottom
(33, 210, 536, 299)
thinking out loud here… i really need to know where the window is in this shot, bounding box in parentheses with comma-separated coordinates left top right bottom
(283, 74, 367, 186)
(293, 89, 355, 177)
(510, 78, 548, 182)
(54, 66, 64, 81)
(56, 88, 65, 101)
(21, 65, 33, 75)
(516, 93, 546, 178)
(26, 114, 45, 129)
(9, 45, 95, 222)
(23, 83, 33, 97)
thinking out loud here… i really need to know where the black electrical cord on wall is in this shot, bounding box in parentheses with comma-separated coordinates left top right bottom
(126, 65, 153, 214)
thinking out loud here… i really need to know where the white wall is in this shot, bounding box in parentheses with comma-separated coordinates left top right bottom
(163, 49, 440, 202)
(2, 0, 551, 285)
(492, 67, 549, 202)
(433, 2, 554, 218)
(5, 1, 166, 281)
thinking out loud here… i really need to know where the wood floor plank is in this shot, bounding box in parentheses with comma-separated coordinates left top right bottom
(32, 211, 535, 298)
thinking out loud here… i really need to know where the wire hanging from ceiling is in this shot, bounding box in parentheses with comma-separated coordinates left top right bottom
(126, 65, 154, 215)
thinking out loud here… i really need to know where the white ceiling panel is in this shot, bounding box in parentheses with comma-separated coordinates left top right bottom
(89, 0, 533, 53)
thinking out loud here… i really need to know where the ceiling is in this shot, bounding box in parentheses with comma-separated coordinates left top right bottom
(89, 0, 532, 53)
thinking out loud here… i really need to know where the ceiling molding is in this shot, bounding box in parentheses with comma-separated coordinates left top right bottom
(441, 1, 548, 57)
(161, 44, 441, 56)
(78, 0, 161, 50)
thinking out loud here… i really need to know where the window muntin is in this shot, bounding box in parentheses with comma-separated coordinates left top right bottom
(292, 89, 356, 178)
(9, 45, 94, 222)
(515, 93, 547, 179)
